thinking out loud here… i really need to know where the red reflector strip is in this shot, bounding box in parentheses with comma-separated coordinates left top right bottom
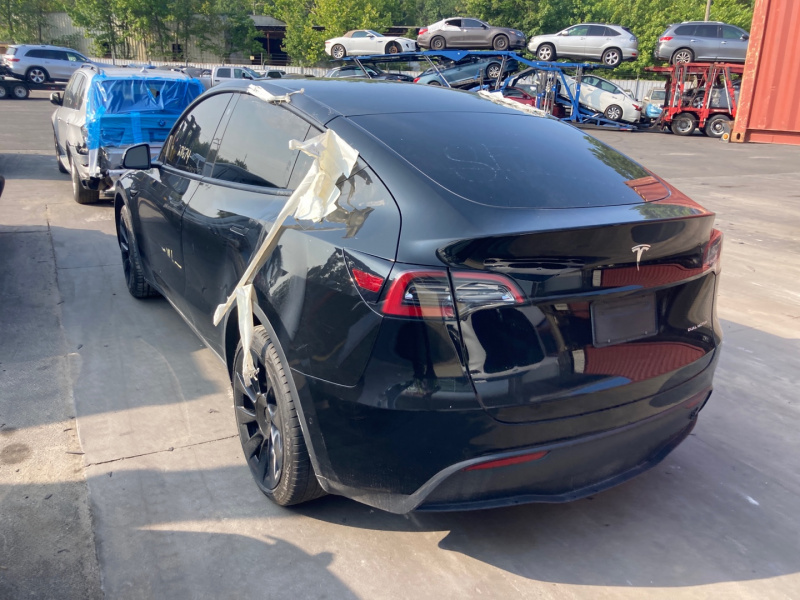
(464, 451, 548, 471)
(352, 268, 384, 293)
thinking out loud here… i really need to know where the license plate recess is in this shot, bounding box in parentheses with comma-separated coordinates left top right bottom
(591, 293, 657, 348)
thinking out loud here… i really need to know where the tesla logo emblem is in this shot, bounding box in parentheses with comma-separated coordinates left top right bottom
(632, 244, 651, 270)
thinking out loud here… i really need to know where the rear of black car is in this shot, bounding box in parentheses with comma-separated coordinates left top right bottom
(304, 107, 722, 513)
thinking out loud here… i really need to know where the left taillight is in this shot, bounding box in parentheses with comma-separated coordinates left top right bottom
(377, 265, 524, 320)
(703, 228, 723, 273)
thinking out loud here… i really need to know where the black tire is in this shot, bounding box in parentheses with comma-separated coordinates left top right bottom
(485, 62, 502, 80)
(117, 203, 158, 298)
(492, 35, 509, 51)
(670, 112, 697, 136)
(430, 36, 446, 51)
(233, 326, 325, 506)
(604, 104, 623, 122)
(331, 44, 346, 59)
(385, 42, 399, 54)
(601, 47, 622, 68)
(428, 80, 442, 86)
(26, 66, 48, 84)
(671, 48, 694, 64)
(70, 154, 100, 205)
(536, 43, 556, 61)
(12, 84, 29, 99)
(54, 135, 68, 174)
(0, 85, 6, 99)
(704, 114, 731, 139)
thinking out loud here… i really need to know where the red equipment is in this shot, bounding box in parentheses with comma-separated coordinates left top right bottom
(647, 62, 744, 138)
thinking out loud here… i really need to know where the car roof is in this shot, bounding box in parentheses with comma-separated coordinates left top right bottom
(17, 44, 84, 52)
(82, 66, 192, 80)
(210, 78, 521, 124)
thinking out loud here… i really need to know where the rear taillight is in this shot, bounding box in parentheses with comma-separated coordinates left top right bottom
(352, 268, 384, 293)
(381, 270, 455, 318)
(451, 271, 524, 317)
(419, 27, 428, 36)
(8, 57, 19, 62)
(632, 104, 641, 111)
(413, 76, 420, 83)
(659, 36, 673, 42)
(703, 228, 723, 272)
(379, 267, 524, 320)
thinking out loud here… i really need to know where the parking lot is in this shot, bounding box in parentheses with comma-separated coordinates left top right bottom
(1, 91, 799, 599)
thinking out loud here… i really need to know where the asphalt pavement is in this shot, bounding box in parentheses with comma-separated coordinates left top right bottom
(1, 92, 799, 599)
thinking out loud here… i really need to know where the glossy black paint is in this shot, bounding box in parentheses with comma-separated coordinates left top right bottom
(115, 79, 722, 513)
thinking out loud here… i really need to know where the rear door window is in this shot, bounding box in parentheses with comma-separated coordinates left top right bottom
(587, 25, 606, 36)
(211, 93, 311, 188)
(603, 27, 620, 36)
(695, 24, 720, 38)
(162, 93, 231, 176)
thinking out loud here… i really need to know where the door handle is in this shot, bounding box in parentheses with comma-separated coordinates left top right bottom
(230, 225, 249, 236)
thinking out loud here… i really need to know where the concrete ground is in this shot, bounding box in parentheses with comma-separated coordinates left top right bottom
(1, 92, 799, 599)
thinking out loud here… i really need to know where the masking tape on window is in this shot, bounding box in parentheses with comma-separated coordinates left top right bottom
(212, 128, 360, 381)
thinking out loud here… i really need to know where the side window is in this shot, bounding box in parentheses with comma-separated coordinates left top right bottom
(696, 24, 719, 38)
(26, 49, 45, 59)
(445, 19, 461, 28)
(66, 51, 86, 63)
(463, 19, 483, 28)
(73, 76, 88, 111)
(234, 68, 244, 78)
(352, 31, 367, 38)
(582, 76, 598, 87)
(62, 73, 83, 109)
(217, 67, 230, 78)
(212, 94, 311, 189)
(568, 26, 589, 36)
(163, 93, 231, 175)
(722, 26, 744, 39)
(52, 51, 69, 61)
(675, 25, 696, 36)
(587, 25, 606, 36)
(604, 27, 620, 37)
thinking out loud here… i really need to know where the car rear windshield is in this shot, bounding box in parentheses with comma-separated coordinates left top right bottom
(91, 76, 204, 114)
(7, 47, 17, 56)
(350, 111, 650, 209)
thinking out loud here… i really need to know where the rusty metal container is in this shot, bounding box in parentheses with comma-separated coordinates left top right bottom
(732, 0, 800, 145)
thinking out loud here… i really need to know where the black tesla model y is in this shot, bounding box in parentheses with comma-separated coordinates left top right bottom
(114, 79, 722, 513)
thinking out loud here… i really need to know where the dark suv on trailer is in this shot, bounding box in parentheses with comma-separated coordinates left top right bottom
(655, 21, 749, 64)
(114, 79, 722, 513)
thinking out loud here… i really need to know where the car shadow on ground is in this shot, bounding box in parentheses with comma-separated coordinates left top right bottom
(0, 152, 76, 181)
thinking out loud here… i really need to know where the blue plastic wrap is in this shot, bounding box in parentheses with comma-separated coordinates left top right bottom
(85, 73, 204, 151)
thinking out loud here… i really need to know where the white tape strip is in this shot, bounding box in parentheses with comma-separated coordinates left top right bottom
(246, 84, 303, 105)
(212, 128, 360, 382)
(478, 90, 548, 118)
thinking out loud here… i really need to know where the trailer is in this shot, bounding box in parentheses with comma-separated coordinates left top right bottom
(339, 50, 635, 130)
(647, 62, 744, 138)
(0, 66, 66, 99)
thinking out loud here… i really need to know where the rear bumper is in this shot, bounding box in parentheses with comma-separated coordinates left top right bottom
(307, 349, 718, 513)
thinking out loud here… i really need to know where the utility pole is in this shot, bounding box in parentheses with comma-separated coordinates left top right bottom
(705, 0, 712, 21)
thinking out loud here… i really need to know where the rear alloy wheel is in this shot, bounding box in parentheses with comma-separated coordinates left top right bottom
(704, 114, 731, 139)
(0, 86, 6, 99)
(54, 135, 68, 174)
(486, 62, 502, 80)
(604, 104, 623, 122)
(430, 36, 446, 51)
(492, 35, 509, 51)
(70, 154, 100, 204)
(671, 112, 697, 136)
(233, 326, 325, 506)
(331, 44, 346, 59)
(12, 84, 29, 99)
(602, 48, 622, 68)
(26, 67, 48, 84)
(428, 80, 442, 86)
(117, 203, 158, 298)
(386, 42, 399, 54)
(672, 48, 694, 64)
(537, 44, 555, 61)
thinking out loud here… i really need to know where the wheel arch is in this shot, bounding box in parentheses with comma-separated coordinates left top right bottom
(224, 302, 333, 489)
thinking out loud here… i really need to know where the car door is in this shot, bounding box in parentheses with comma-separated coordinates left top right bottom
(693, 23, 721, 60)
(719, 25, 748, 61)
(179, 92, 312, 346)
(577, 75, 603, 111)
(55, 72, 87, 159)
(133, 93, 232, 304)
(584, 25, 609, 60)
(461, 19, 487, 47)
(441, 19, 464, 47)
(348, 31, 369, 54)
(47, 50, 71, 79)
(559, 25, 589, 58)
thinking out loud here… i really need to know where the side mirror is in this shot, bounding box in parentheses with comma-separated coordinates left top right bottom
(122, 143, 152, 170)
(0, 175, 4, 199)
(742, 34, 749, 40)
(242, 72, 253, 80)
(50, 92, 62, 106)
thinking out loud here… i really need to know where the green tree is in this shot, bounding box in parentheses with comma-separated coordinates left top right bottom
(1, 0, 60, 44)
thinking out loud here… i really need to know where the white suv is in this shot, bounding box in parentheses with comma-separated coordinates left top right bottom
(3, 44, 96, 83)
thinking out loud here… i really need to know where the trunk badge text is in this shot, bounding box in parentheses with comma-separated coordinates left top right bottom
(632, 244, 651, 270)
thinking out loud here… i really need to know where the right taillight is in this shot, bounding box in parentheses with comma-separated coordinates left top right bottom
(659, 36, 673, 42)
(703, 228, 723, 273)
(379, 266, 524, 320)
(419, 27, 428, 36)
